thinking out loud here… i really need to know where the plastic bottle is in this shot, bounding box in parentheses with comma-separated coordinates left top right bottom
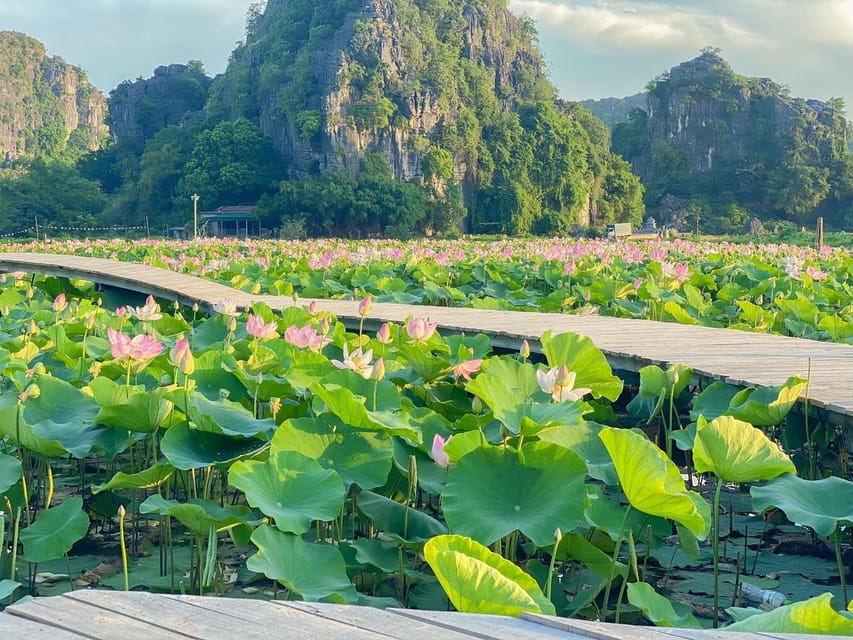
(739, 582, 786, 608)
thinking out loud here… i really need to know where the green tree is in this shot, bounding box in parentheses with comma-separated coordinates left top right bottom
(178, 118, 285, 207)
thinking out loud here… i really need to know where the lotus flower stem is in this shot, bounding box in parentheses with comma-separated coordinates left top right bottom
(118, 505, 129, 591)
(711, 478, 723, 628)
(833, 531, 848, 604)
(546, 528, 563, 601)
(602, 504, 632, 622)
(9, 507, 20, 592)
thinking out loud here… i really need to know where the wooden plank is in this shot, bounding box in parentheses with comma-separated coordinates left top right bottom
(389, 608, 589, 639)
(519, 615, 770, 640)
(162, 594, 389, 639)
(0, 611, 91, 639)
(282, 601, 480, 640)
(62, 590, 290, 640)
(4, 595, 192, 640)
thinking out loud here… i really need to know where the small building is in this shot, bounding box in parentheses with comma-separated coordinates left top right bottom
(200, 206, 261, 238)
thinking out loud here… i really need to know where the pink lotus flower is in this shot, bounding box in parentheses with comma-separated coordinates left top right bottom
(53, 293, 67, 313)
(376, 322, 392, 344)
(246, 314, 278, 340)
(358, 295, 373, 317)
(450, 358, 483, 381)
(372, 357, 385, 381)
(330, 344, 375, 379)
(108, 328, 164, 361)
(661, 262, 690, 284)
(284, 325, 332, 352)
(536, 365, 591, 402)
(169, 338, 194, 375)
(805, 265, 827, 281)
(406, 317, 438, 342)
(431, 433, 452, 468)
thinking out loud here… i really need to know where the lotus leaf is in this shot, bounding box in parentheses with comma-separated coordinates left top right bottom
(20, 497, 90, 563)
(356, 490, 446, 544)
(627, 364, 692, 419)
(246, 525, 357, 603)
(442, 441, 587, 546)
(751, 473, 853, 537)
(725, 592, 853, 634)
(693, 415, 795, 482)
(424, 534, 555, 616)
(160, 421, 268, 469)
(139, 495, 255, 537)
(0, 394, 66, 457)
(228, 450, 345, 534)
(540, 331, 623, 401)
(599, 427, 710, 538)
(0, 452, 21, 494)
(272, 414, 393, 489)
(627, 582, 702, 628)
(690, 381, 741, 422)
(187, 392, 276, 438)
(92, 463, 175, 494)
(727, 376, 807, 426)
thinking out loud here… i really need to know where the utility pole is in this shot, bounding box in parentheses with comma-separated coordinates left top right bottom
(191, 193, 200, 239)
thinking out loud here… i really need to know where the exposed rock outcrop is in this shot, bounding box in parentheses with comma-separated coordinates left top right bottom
(0, 31, 108, 161)
(108, 63, 212, 150)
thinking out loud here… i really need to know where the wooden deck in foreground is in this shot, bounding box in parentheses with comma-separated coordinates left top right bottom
(0, 590, 844, 639)
(0, 252, 851, 426)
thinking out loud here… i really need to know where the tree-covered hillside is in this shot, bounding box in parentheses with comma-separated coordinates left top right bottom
(0, 31, 108, 164)
(612, 49, 853, 232)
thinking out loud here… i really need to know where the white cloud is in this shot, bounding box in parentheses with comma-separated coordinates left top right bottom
(509, 0, 761, 50)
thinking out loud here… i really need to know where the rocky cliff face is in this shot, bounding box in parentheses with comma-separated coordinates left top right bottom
(213, 0, 550, 187)
(0, 31, 108, 162)
(581, 93, 644, 128)
(108, 63, 212, 150)
(618, 51, 846, 182)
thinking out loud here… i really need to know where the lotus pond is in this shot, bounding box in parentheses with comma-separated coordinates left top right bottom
(3, 235, 852, 342)
(0, 246, 851, 634)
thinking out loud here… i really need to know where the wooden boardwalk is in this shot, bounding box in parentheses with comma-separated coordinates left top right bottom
(0, 251, 851, 426)
(0, 590, 845, 639)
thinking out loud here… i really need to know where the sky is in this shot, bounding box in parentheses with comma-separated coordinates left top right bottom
(1, 0, 852, 111)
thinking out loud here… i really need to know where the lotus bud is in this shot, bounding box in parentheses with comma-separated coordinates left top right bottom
(169, 338, 195, 375)
(372, 357, 385, 381)
(376, 322, 392, 344)
(26, 288, 33, 300)
(53, 293, 68, 313)
(85, 313, 95, 330)
(557, 364, 572, 388)
(520, 339, 530, 359)
(430, 434, 452, 468)
(358, 295, 373, 317)
(228, 317, 237, 333)
(308, 300, 319, 315)
(472, 396, 483, 413)
(192, 303, 199, 313)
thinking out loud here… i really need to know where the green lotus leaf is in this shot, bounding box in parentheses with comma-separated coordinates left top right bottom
(311, 384, 422, 442)
(599, 427, 710, 539)
(0, 579, 21, 600)
(691, 381, 742, 422)
(189, 349, 245, 401)
(0, 393, 66, 457)
(538, 421, 617, 485)
(424, 534, 555, 616)
(272, 414, 393, 490)
(187, 392, 276, 438)
(725, 592, 853, 634)
(357, 489, 447, 544)
(246, 525, 357, 603)
(442, 442, 587, 546)
(160, 421, 267, 470)
(20, 497, 90, 563)
(627, 364, 693, 419)
(751, 473, 853, 537)
(24, 375, 125, 458)
(139, 495, 254, 537)
(727, 376, 807, 426)
(540, 330, 623, 401)
(0, 452, 21, 494)
(627, 582, 702, 628)
(228, 450, 345, 534)
(466, 358, 587, 435)
(92, 463, 175, 494)
(693, 415, 795, 482)
(351, 537, 399, 573)
(94, 388, 173, 433)
(555, 531, 625, 578)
